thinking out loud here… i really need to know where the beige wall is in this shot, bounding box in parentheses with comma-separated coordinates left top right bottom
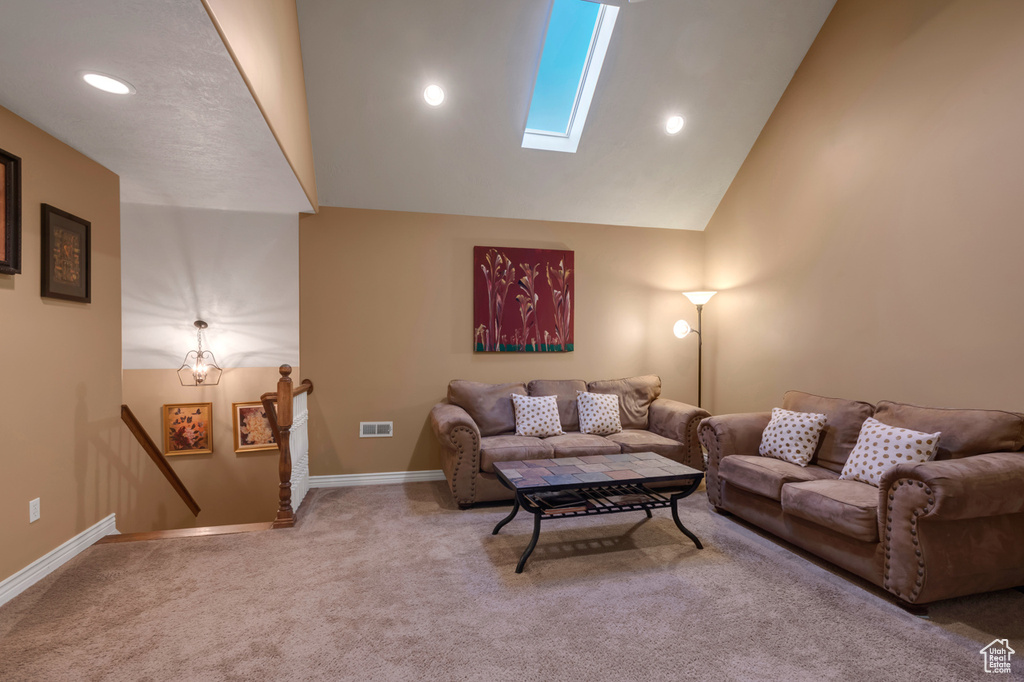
(299, 207, 705, 476)
(202, 0, 318, 211)
(703, 0, 1024, 414)
(0, 106, 122, 582)
(120, 367, 287, 532)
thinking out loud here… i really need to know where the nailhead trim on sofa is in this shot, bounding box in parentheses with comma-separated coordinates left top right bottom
(449, 425, 479, 506)
(883, 478, 935, 603)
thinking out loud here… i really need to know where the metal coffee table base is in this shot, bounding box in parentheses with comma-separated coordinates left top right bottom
(492, 479, 703, 573)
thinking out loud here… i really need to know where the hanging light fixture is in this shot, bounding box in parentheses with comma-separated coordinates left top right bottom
(177, 320, 223, 386)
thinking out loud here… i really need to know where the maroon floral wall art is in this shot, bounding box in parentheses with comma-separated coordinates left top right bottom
(474, 246, 574, 352)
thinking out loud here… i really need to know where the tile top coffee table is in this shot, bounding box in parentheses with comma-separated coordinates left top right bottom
(492, 452, 704, 573)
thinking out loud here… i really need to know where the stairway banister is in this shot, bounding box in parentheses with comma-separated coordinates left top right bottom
(120, 404, 201, 516)
(260, 365, 314, 528)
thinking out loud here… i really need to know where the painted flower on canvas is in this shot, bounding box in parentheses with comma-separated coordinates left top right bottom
(240, 406, 275, 446)
(473, 246, 574, 352)
(168, 406, 210, 451)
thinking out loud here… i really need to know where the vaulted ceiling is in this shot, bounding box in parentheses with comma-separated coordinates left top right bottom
(0, 0, 835, 229)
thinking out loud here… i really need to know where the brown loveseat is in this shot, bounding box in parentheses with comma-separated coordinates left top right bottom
(699, 390, 1024, 608)
(430, 375, 709, 507)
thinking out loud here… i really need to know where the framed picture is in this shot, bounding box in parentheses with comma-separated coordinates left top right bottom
(474, 246, 574, 352)
(163, 403, 214, 455)
(0, 147, 22, 275)
(41, 203, 90, 302)
(232, 401, 278, 453)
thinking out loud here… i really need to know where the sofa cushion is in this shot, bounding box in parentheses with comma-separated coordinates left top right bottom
(543, 432, 621, 457)
(839, 417, 940, 486)
(527, 379, 587, 431)
(603, 429, 685, 460)
(587, 375, 662, 429)
(511, 394, 564, 437)
(448, 380, 526, 437)
(719, 456, 838, 502)
(781, 479, 880, 543)
(759, 407, 828, 466)
(577, 391, 623, 435)
(874, 401, 1024, 460)
(479, 435, 554, 473)
(782, 391, 875, 473)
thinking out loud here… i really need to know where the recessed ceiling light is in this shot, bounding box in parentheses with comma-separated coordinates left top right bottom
(666, 115, 685, 135)
(423, 84, 445, 107)
(82, 72, 136, 95)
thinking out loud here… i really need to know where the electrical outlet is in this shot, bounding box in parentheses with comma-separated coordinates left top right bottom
(29, 498, 40, 523)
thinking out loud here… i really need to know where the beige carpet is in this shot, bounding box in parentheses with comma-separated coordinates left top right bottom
(1, 482, 1021, 681)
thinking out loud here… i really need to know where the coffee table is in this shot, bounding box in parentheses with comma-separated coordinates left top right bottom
(492, 452, 704, 573)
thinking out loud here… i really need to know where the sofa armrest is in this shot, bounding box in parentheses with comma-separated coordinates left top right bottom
(698, 412, 771, 508)
(429, 403, 482, 507)
(648, 398, 710, 470)
(880, 452, 1024, 604)
(880, 452, 1024, 522)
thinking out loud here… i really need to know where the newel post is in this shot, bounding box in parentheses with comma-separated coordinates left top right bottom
(273, 364, 295, 528)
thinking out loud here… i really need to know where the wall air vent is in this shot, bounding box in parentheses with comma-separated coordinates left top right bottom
(360, 421, 394, 438)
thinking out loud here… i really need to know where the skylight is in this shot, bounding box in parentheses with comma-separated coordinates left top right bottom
(522, 0, 619, 154)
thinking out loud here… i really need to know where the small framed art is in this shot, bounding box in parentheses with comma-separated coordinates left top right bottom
(163, 403, 214, 455)
(41, 203, 90, 302)
(232, 401, 278, 453)
(0, 147, 22, 275)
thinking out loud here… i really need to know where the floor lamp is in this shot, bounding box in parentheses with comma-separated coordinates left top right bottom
(673, 291, 716, 408)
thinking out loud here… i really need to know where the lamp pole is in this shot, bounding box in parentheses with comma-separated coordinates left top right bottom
(695, 303, 704, 408)
(680, 291, 716, 410)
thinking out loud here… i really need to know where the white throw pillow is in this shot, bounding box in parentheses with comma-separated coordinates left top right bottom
(511, 394, 564, 437)
(576, 391, 622, 436)
(759, 407, 827, 466)
(839, 417, 940, 487)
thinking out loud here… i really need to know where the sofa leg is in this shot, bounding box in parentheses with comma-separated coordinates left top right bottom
(895, 598, 929, 618)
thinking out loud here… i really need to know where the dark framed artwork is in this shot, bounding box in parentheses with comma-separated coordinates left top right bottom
(41, 203, 91, 302)
(473, 246, 574, 352)
(0, 147, 22, 275)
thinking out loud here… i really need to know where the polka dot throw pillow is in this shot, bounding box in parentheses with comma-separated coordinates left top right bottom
(840, 417, 940, 487)
(576, 391, 622, 436)
(511, 394, 564, 437)
(759, 407, 828, 466)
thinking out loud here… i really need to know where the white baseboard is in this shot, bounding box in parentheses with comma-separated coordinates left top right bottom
(0, 513, 118, 609)
(309, 470, 446, 488)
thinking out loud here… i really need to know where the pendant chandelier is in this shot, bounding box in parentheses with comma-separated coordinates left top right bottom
(177, 320, 223, 386)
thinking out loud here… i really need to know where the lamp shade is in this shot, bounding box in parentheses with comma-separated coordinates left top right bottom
(673, 319, 693, 338)
(683, 290, 717, 306)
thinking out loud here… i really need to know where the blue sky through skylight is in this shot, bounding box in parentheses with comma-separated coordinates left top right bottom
(525, 0, 601, 135)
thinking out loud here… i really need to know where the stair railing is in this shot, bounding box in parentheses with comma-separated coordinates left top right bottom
(120, 404, 201, 516)
(261, 365, 314, 528)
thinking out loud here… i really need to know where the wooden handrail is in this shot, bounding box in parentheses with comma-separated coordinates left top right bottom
(260, 378, 314, 403)
(120, 405, 201, 516)
(260, 365, 313, 529)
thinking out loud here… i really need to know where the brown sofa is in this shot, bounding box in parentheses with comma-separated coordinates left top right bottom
(430, 375, 709, 507)
(699, 390, 1024, 608)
